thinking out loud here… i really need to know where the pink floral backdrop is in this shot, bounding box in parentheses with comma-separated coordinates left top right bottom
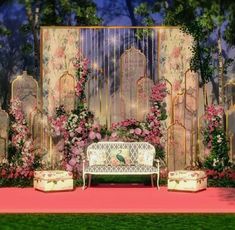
(42, 27, 80, 116)
(158, 28, 199, 170)
(41, 27, 198, 170)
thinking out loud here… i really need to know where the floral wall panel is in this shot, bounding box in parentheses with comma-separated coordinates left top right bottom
(120, 46, 146, 120)
(229, 134, 235, 162)
(185, 71, 199, 165)
(0, 109, 9, 160)
(59, 72, 76, 113)
(31, 110, 44, 153)
(110, 91, 126, 124)
(226, 107, 235, 162)
(158, 28, 193, 124)
(158, 28, 197, 169)
(137, 77, 154, 121)
(167, 123, 186, 171)
(41, 27, 79, 115)
(158, 28, 193, 90)
(12, 73, 38, 123)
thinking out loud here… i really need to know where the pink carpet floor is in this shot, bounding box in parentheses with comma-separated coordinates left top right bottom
(0, 185, 234, 213)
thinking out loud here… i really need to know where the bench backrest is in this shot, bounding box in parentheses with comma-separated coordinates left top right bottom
(86, 142, 155, 166)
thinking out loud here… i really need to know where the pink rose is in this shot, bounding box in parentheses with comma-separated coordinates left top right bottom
(57, 139, 65, 152)
(129, 129, 134, 134)
(143, 129, 150, 135)
(71, 147, 79, 155)
(54, 47, 65, 58)
(69, 158, 77, 166)
(75, 127, 83, 133)
(111, 132, 117, 138)
(66, 164, 73, 172)
(171, 47, 181, 58)
(96, 133, 101, 140)
(134, 128, 142, 135)
(70, 132, 75, 137)
(89, 131, 96, 140)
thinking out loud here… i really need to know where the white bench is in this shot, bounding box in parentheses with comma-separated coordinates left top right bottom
(82, 142, 160, 189)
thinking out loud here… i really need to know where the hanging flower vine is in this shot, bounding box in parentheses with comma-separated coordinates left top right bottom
(50, 51, 106, 177)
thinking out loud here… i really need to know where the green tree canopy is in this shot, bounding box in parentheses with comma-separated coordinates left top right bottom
(135, 0, 235, 104)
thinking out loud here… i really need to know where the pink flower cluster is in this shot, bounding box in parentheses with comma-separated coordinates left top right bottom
(0, 166, 34, 179)
(203, 105, 224, 148)
(50, 108, 103, 176)
(111, 118, 138, 129)
(2, 99, 36, 178)
(9, 99, 30, 148)
(73, 51, 89, 98)
(110, 82, 167, 148)
(206, 169, 235, 180)
(50, 115, 68, 137)
(204, 105, 224, 130)
(88, 123, 102, 141)
(150, 82, 167, 103)
(145, 107, 163, 145)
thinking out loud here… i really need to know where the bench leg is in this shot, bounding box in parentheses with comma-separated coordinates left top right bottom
(88, 174, 92, 187)
(82, 173, 86, 190)
(156, 173, 160, 190)
(151, 175, 154, 187)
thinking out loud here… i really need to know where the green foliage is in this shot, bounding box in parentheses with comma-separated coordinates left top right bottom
(0, 178, 33, 187)
(204, 129, 230, 172)
(135, 0, 235, 101)
(0, 0, 102, 107)
(155, 145, 165, 161)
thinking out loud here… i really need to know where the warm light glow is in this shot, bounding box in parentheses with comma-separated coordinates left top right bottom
(93, 62, 98, 69)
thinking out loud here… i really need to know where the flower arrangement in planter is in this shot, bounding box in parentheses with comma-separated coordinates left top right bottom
(202, 105, 230, 172)
(0, 99, 42, 181)
(110, 82, 167, 160)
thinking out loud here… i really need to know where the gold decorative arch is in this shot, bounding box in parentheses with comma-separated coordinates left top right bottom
(167, 121, 187, 170)
(59, 71, 76, 113)
(11, 73, 39, 123)
(0, 109, 9, 159)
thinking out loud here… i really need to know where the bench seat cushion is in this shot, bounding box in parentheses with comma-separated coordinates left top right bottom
(84, 165, 158, 174)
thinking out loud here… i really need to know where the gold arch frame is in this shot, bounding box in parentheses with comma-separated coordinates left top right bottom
(59, 71, 76, 112)
(136, 75, 154, 121)
(11, 74, 39, 104)
(166, 121, 187, 170)
(120, 46, 147, 121)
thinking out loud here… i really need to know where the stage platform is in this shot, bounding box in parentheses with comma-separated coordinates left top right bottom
(0, 185, 234, 213)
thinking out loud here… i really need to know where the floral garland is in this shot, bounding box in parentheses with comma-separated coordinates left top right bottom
(72, 51, 89, 101)
(202, 105, 230, 171)
(50, 51, 105, 176)
(110, 82, 167, 159)
(0, 99, 39, 179)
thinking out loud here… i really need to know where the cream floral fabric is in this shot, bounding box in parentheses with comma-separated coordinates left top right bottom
(109, 148, 130, 166)
(168, 170, 206, 179)
(89, 150, 107, 166)
(137, 149, 154, 166)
